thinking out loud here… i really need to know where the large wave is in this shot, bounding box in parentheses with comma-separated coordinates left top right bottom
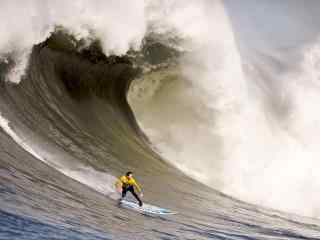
(129, 1, 320, 218)
(1, 0, 320, 220)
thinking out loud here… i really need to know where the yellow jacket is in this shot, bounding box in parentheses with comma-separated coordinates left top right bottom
(115, 175, 142, 193)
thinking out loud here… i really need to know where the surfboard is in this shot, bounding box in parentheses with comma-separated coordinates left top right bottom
(119, 199, 177, 215)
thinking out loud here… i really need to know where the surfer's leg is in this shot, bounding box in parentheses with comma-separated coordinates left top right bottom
(118, 186, 127, 205)
(128, 186, 143, 207)
(121, 186, 128, 198)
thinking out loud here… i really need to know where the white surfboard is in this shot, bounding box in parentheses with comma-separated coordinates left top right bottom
(119, 199, 177, 215)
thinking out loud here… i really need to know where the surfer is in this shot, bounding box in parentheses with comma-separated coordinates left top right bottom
(115, 171, 143, 207)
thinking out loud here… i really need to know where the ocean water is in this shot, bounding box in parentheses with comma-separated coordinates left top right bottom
(0, 1, 320, 239)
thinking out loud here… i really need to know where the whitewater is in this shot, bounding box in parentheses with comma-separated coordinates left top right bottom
(0, 0, 320, 239)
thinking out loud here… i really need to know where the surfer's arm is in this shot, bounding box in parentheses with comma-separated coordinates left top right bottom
(115, 177, 123, 189)
(133, 179, 142, 193)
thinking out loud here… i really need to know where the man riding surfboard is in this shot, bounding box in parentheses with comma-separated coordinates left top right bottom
(115, 171, 143, 207)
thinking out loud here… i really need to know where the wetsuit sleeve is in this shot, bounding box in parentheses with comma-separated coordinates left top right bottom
(115, 176, 124, 188)
(133, 178, 142, 193)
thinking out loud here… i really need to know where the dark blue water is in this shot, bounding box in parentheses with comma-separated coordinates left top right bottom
(0, 210, 111, 240)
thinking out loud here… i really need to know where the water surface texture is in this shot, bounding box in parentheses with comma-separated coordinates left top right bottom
(0, 1, 320, 239)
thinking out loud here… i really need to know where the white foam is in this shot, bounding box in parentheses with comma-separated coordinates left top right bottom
(62, 167, 119, 199)
(128, 1, 320, 218)
(0, 114, 45, 161)
(0, 0, 148, 83)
